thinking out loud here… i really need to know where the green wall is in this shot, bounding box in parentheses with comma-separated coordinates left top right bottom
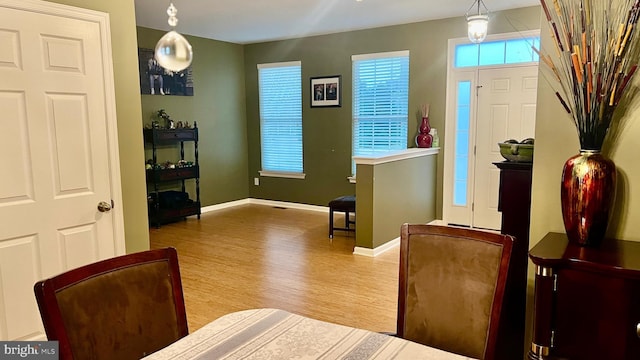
(372, 155, 437, 248)
(46, 0, 149, 253)
(243, 6, 542, 211)
(530, 21, 640, 246)
(355, 154, 437, 249)
(136, 27, 249, 208)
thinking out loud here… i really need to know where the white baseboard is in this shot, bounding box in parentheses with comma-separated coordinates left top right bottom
(201, 198, 328, 214)
(202, 198, 399, 258)
(247, 198, 328, 213)
(353, 237, 399, 257)
(200, 199, 251, 213)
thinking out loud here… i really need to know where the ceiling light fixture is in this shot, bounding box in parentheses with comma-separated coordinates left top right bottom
(466, 0, 489, 43)
(155, 2, 193, 72)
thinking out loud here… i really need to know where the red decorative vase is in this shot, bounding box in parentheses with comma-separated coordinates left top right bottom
(560, 150, 616, 247)
(415, 116, 433, 148)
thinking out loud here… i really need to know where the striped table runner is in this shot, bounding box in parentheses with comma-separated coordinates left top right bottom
(143, 308, 474, 360)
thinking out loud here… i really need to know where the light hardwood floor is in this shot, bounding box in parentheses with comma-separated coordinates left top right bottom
(149, 204, 400, 333)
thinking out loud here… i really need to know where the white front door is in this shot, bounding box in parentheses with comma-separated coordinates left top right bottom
(0, 0, 124, 340)
(472, 66, 538, 229)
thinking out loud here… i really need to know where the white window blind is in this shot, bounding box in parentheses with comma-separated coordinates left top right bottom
(258, 61, 303, 175)
(352, 51, 409, 172)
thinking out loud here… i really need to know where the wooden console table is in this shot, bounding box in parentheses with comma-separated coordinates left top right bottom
(529, 232, 640, 359)
(494, 161, 533, 360)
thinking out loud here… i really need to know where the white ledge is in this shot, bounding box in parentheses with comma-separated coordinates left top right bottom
(259, 171, 306, 179)
(353, 148, 439, 165)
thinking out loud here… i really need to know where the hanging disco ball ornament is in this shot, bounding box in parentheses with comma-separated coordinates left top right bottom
(155, 3, 193, 72)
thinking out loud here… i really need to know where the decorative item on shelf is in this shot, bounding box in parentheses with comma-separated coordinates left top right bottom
(157, 109, 173, 129)
(465, 0, 490, 43)
(155, 2, 193, 72)
(538, 0, 640, 247)
(415, 104, 433, 148)
(430, 128, 439, 148)
(498, 138, 534, 163)
(177, 160, 194, 168)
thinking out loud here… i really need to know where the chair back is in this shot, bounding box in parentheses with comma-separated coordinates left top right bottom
(34, 247, 188, 360)
(397, 224, 513, 360)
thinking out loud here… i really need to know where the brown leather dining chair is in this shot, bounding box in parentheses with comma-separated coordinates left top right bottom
(396, 224, 514, 360)
(34, 247, 188, 360)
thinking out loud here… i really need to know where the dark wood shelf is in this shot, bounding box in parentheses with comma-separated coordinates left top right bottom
(144, 128, 198, 143)
(145, 125, 200, 228)
(493, 160, 533, 360)
(529, 232, 640, 359)
(146, 166, 199, 182)
(148, 202, 201, 225)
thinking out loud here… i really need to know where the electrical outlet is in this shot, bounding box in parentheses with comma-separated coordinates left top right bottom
(254, 177, 260, 186)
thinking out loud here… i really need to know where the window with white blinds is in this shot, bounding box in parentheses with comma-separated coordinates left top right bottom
(352, 51, 409, 173)
(258, 61, 304, 177)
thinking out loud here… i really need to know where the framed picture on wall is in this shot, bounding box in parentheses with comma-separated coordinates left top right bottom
(138, 48, 194, 96)
(310, 75, 341, 107)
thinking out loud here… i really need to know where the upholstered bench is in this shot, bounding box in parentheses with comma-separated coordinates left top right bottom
(328, 195, 355, 238)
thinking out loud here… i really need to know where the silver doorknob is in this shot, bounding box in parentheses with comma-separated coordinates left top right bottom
(97, 201, 112, 212)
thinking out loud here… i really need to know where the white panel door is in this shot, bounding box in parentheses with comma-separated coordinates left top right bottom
(0, 0, 123, 340)
(472, 66, 538, 230)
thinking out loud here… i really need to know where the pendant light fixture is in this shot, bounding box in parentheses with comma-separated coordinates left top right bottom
(466, 0, 489, 43)
(155, 2, 193, 72)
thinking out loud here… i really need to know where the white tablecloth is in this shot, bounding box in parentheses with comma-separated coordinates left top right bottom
(143, 308, 474, 360)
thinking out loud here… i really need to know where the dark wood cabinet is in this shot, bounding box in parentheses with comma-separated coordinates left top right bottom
(529, 232, 640, 359)
(494, 161, 533, 360)
(144, 126, 200, 227)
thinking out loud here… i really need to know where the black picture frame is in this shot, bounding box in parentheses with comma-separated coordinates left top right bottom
(310, 75, 341, 107)
(138, 48, 194, 96)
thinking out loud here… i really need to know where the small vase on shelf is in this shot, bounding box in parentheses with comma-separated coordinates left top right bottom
(430, 128, 439, 148)
(415, 104, 433, 148)
(415, 116, 433, 148)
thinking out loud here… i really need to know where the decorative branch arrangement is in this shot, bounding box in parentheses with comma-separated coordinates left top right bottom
(537, 0, 640, 150)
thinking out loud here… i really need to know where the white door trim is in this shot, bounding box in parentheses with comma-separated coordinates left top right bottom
(443, 30, 540, 228)
(1, 0, 125, 255)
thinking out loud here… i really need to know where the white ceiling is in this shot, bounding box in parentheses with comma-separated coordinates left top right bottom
(134, 0, 539, 44)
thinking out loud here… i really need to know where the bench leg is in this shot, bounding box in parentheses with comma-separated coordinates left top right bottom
(329, 208, 334, 239)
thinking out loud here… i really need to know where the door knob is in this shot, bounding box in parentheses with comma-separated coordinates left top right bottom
(97, 201, 112, 212)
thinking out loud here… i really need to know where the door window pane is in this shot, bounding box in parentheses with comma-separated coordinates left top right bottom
(506, 38, 538, 64)
(479, 41, 505, 66)
(455, 44, 479, 67)
(453, 81, 471, 206)
(455, 36, 540, 68)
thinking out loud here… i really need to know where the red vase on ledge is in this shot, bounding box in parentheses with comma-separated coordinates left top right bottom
(415, 116, 433, 148)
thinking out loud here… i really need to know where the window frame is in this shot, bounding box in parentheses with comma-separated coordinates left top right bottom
(257, 61, 305, 179)
(351, 50, 410, 175)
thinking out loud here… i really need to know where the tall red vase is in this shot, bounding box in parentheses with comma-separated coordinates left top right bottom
(415, 116, 433, 148)
(560, 150, 616, 247)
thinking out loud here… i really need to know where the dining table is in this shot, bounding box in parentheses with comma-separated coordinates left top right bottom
(142, 308, 475, 359)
